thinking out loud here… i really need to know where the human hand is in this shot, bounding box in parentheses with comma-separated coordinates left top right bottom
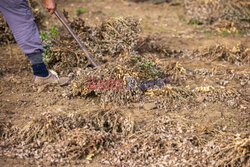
(43, 0, 56, 14)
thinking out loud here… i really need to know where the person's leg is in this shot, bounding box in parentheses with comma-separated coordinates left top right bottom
(0, 0, 49, 77)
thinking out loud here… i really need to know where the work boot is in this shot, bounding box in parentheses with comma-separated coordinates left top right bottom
(33, 71, 70, 86)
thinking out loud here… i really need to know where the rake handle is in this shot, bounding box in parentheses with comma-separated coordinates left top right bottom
(54, 9, 99, 67)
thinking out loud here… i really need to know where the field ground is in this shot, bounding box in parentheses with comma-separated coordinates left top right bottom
(0, 0, 249, 166)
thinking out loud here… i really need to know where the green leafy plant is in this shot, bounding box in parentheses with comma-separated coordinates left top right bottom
(203, 30, 212, 37)
(135, 57, 163, 77)
(129, 56, 163, 78)
(160, 27, 167, 33)
(110, 11, 116, 15)
(142, 21, 150, 30)
(188, 19, 203, 25)
(145, 14, 150, 19)
(40, 26, 58, 63)
(179, 16, 186, 22)
(76, 8, 86, 16)
(49, 26, 59, 39)
(222, 30, 230, 37)
(140, 59, 163, 77)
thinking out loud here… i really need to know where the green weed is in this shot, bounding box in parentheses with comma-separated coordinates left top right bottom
(110, 11, 116, 15)
(49, 26, 59, 39)
(142, 21, 150, 30)
(40, 26, 58, 63)
(76, 8, 86, 16)
(203, 30, 212, 37)
(188, 19, 203, 25)
(222, 30, 229, 37)
(145, 14, 150, 19)
(160, 27, 167, 33)
(140, 59, 163, 77)
(179, 16, 186, 22)
(131, 56, 163, 78)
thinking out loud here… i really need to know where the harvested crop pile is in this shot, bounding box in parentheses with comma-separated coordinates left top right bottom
(148, 85, 194, 110)
(184, 0, 250, 23)
(0, 120, 15, 139)
(0, 109, 135, 164)
(205, 133, 250, 167)
(65, 52, 195, 109)
(69, 53, 162, 101)
(102, 115, 250, 166)
(184, 0, 250, 32)
(192, 44, 250, 65)
(45, 17, 141, 73)
(43, 15, 195, 107)
(40, 15, 194, 108)
(194, 86, 249, 109)
(1, 110, 249, 166)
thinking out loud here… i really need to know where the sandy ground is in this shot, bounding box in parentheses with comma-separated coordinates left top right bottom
(0, 0, 249, 166)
